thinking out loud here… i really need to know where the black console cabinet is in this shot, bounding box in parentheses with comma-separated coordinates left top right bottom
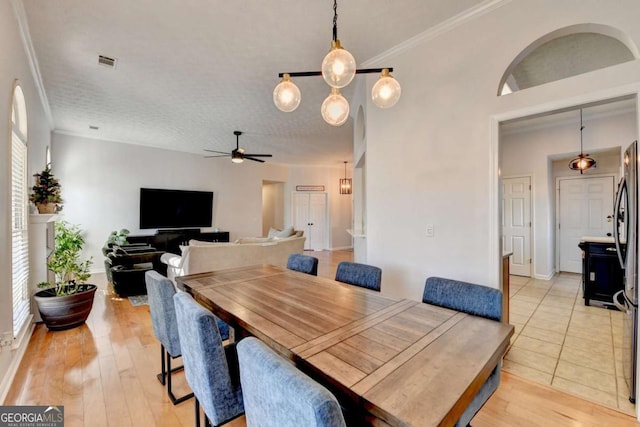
(128, 230, 230, 255)
(578, 240, 625, 307)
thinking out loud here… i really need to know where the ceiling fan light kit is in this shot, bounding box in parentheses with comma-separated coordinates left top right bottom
(568, 109, 596, 174)
(204, 131, 273, 164)
(273, 0, 401, 125)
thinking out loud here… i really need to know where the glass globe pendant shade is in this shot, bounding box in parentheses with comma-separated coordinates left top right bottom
(321, 40, 356, 88)
(321, 88, 350, 126)
(273, 74, 301, 112)
(372, 69, 401, 109)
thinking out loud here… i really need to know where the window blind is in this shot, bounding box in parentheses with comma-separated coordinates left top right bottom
(12, 131, 30, 337)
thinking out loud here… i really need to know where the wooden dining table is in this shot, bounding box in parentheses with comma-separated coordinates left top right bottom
(177, 264, 514, 427)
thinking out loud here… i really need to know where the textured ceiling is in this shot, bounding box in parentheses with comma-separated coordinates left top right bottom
(21, 0, 486, 166)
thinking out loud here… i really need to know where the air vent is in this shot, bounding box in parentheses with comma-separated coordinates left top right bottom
(98, 55, 117, 69)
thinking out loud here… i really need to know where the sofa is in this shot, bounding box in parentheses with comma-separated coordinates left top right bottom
(161, 236, 306, 281)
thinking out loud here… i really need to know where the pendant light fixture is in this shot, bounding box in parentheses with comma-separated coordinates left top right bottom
(568, 109, 596, 174)
(340, 161, 352, 194)
(273, 0, 401, 125)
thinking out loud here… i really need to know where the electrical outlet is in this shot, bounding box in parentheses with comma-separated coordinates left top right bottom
(0, 332, 14, 348)
(426, 224, 434, 237)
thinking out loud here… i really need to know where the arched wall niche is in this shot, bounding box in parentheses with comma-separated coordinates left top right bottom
(498, 23, 639, 96)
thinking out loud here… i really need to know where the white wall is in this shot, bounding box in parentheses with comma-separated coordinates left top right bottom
(0, 1, 52, 402)
(361, 0, 640, 301)
(501, 111, 636, 278)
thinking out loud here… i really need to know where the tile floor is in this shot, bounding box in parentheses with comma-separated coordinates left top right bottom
(503, 272, 635, 415)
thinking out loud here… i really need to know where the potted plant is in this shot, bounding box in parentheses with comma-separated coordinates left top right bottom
(29, 166, 63, 214)
(34, 221, 96, 331)
(107, 228, 130, 246)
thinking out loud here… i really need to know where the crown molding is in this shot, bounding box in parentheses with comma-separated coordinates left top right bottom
(11, 0, 54, 130)
(362, 0, 512, 67)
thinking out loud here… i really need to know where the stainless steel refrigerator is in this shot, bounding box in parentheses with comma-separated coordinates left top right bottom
(614, 140, 638, 404)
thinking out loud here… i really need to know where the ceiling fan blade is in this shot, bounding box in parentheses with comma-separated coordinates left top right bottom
(203, 149, 230, 155)
(243, 154, 272, 157)
(204, 154, 231, 158)
(245, 156, 266, 163)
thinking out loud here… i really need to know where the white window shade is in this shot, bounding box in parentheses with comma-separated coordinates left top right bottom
(12, 130, 29, 337)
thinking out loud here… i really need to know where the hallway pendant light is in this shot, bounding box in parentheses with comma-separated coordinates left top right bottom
(340, 161, 352, 194)
(274, 0, 401, 125)
(569, 109, 596, 174)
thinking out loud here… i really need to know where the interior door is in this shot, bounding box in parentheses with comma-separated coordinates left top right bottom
(308, 193, 327, 251)
(502, 177, 532, 277)
(559, 176, 615, 273)
(292, 192, 327, 251)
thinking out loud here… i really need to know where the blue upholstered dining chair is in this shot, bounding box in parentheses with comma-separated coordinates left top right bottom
(173, 291, 244, 427)
(286, 253, 319, 276)
(237, 337, 346, 427)
(422, 276, 503, 427)
(334, 261, 382, 292)
(145, 270, 194, 405)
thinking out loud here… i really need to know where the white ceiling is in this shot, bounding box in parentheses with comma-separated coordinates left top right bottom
(21, 0, 486, 166)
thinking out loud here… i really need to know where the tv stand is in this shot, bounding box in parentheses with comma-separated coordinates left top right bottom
(128, 229, 229, 255)
(156, 228, 200, 234)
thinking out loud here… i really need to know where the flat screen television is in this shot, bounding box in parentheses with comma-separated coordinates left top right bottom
(139, 188, 213, 229)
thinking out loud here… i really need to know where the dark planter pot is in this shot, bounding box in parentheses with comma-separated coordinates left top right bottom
(34, 284, 97, 331)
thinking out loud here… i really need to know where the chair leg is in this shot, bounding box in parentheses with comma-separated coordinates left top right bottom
(157, 344, 187, 385)
(157, 344, 167, 385)
(164, 350, 194, 405)
(195, 397, 201, 427)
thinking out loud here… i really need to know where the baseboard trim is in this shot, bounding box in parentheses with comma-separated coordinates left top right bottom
(0, 321, 35, 404)
(328, 246, 353, 251)
(534, 271, 555, 281)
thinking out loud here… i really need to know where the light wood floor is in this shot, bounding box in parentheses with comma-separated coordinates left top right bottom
(5, 250, 639, 426)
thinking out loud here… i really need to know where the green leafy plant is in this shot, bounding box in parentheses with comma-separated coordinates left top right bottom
(29, 166, 63, 211)
(38, 221, 93, 296)
(107, 228, 130, 246)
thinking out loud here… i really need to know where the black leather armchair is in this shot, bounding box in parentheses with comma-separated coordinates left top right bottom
(104, 245, 166, 296)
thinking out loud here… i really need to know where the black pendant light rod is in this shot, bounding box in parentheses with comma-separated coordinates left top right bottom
(278, 68, 393, 78)
(580, 108, 585, 153)
(332, 0, 338, 42)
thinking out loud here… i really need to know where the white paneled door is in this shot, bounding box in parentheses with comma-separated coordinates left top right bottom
(559, 176, 615, 273)
(292, 192, 327, 251)
(503, 177, 532, 277)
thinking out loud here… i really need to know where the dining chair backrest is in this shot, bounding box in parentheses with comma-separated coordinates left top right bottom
(422, 276, 502, 321)
(146, 271, 181, 357)
(237, 337, 346, 427)
(334, 261, 382, 292)
(173, 292, 244, 426)
(287, 253, 319, 276)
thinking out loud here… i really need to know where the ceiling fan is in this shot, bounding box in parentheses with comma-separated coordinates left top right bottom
(204, 131, 273, 163)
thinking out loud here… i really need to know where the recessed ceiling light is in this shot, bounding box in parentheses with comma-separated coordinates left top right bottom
(98, 55, 117, 69)
(89, 125, 99, 130)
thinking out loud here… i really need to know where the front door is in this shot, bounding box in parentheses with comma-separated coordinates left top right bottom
(503, 177, 532, 277)
(559, 176, 615, 273)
